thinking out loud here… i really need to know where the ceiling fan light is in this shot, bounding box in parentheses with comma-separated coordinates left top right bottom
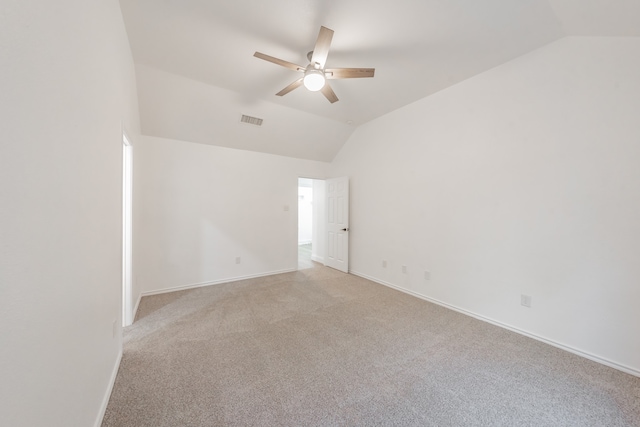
(303, 70, 325, 91)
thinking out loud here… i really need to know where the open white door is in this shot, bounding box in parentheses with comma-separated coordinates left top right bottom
(325, 177, 349, 272)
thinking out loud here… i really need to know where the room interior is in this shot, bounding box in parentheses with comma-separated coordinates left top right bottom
(1, 1, 639, 426)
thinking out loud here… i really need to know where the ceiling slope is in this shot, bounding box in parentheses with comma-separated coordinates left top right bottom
(136, 65, 354, 162)
(548, 0, 640, 36)
(120, 0, 639, 161)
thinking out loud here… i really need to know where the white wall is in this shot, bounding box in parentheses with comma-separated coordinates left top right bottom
(311, 180, 326, 263)
(0, 1, 140, 426)
(134, 136, 328, 294)
(330, 37, 640, 375)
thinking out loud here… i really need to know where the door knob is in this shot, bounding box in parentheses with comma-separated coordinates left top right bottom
(341, 228, 349, 231)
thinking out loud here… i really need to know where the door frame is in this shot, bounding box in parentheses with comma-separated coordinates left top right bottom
(122, 133, 133, 326)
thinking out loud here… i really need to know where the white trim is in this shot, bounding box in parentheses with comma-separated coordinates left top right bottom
(298, 174, 327, 180)
(122, 137, 133, 326)
(142, 268, 297, 297)
(311, 255, 324, 263)
(94, 350, 123, 427)
(351, 270, 640, 378)
(132, 293, 142, 323)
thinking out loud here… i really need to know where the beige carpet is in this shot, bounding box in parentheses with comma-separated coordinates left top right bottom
(103, 264, 640, 426)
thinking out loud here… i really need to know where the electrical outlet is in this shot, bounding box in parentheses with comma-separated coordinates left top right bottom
(235, 257, 241, 264)
(283, 205, 289, 211)
(521, 294, 532, 308)
(382, 260, 387, 268)
(402, 265, 407, 274)
(424, 271, 431, 280)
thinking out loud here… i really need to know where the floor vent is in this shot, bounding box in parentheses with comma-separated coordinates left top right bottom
(240, 114, 263, 126)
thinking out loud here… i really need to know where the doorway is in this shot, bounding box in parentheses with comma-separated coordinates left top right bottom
(297, 178, 325, 270)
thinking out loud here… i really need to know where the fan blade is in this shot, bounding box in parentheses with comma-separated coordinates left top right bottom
(320, 83, 339, 103)
(310, 26, 334, 68)
(276, 78, 304, 96)
(254, 52, 305, 72)
(325, 68, 375, 79)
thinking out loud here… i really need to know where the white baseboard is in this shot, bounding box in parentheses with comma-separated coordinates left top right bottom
(142, 268, 297, 297)
(351, 270, 640, 378)
(94, 349, 122, 427)
(311, 254, 325, 263)
(132, 293, 142, 322)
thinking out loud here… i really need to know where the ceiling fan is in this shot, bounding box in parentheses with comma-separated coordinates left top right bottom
(254, 26, 375, 104)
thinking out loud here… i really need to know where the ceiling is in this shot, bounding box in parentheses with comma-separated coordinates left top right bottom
(120, 0, 640, 162)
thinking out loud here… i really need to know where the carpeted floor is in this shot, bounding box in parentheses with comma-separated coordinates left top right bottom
(102, 265, 640, 426)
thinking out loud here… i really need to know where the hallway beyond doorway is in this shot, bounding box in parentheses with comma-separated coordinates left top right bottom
(298, 243, 313, 270)
(297, 178, 325, 270)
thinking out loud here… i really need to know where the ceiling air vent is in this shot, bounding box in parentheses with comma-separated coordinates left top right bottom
(240, 114, 263, 126)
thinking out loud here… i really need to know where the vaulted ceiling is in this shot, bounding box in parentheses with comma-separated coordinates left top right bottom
(120, 0, 640, 161)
